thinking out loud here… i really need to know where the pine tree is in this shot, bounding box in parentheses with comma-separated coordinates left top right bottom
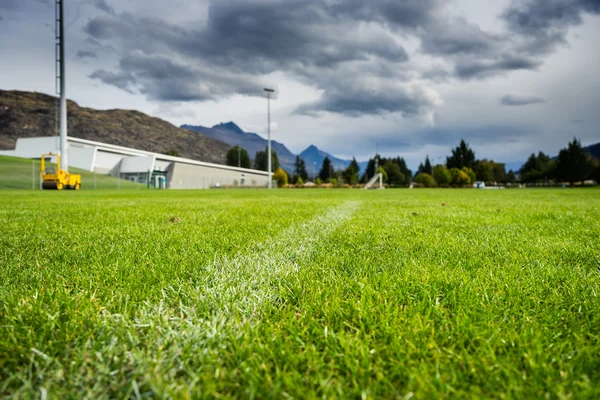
(253, 146, 280, 172)
(446, 139, 476, 169)
(343, 158, 360, 184)
(424, 155, 432, 175)
(519, 152, 555, 183)
(319, 157, 333, 182)
(294, 156, 309, 181)
(556, 138, 594, 186)
(227, 145, 251, 168)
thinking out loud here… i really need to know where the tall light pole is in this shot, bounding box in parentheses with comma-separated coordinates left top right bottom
(57, 0, 68, 172)
(264, 88, 275, 189)
(374, 142, 379, 177)
(237, 145, 241, 168)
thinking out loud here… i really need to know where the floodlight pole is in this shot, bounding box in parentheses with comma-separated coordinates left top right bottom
(264, 88, 275, 189)
(57, 0, 68, 172)
(374, 143, 379, 178)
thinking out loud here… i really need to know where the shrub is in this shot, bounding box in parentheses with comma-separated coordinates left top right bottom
(414, 173, 435, 188)
(273, 168, 288, 188)
(330, 178, 338, 187)
(450, 168, 470, 186)
(315, 178, 322, 185)
(296, 176, 304, 185)
(462, 167, 476, 185)
(433, 165, 452, 186)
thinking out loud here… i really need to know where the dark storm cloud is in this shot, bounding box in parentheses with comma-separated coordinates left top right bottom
(77, 50, 98, 59)
(500, 94, 546, 106)
(326, 0, 440, 29)
(503, 0, 600, 54)
(85, 3, 410, 74)
(83, 0, 598, 117)
(86, 0, 425, 114)
(455, 55, 542, 79)
(91, 51, 268, 101)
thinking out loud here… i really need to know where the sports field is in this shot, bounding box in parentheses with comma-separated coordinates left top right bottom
(1, 189, 599, 398)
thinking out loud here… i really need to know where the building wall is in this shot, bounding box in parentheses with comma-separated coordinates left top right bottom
(120, 156, 154, 174)
(95, 151, 128, 175)
(2, 136, 270, 189)
(69, 145, 96, 171)
(169, 162, 269, 189)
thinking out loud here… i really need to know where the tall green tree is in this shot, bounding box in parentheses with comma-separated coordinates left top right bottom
(446, 139, 476, 170)
(474, 159, 505, 182)
(392, 157, 412, 181)
(474, 159, 493, 182)
(382, 161, 405, 186)
(254, 146, 280, 172)
(226, 145, 251, 168)
(493, 162, 507, 183)
(506, 169, 517, 184)
(343, 158, 360, 185)
(519, 152, 556, 183)
(417, 155, 432, 175)
(556, 138, 594, 186)
(319, 157, 333, 182)
(294, 156, 309, 181)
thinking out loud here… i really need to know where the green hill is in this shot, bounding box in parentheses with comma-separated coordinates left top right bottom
(0, 155, 140, 190)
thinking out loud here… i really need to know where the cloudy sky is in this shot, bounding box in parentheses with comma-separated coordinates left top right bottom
(1, 0, 599, 169)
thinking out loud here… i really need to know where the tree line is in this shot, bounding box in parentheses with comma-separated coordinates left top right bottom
(226, 138, 600, 188)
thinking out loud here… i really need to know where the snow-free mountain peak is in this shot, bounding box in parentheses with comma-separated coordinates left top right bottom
(213, 121, 245, 135)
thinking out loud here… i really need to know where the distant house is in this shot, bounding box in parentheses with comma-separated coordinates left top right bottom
(474, 181, 485, 189)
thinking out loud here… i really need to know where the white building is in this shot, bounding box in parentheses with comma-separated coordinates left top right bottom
(0, 136, 269, 189)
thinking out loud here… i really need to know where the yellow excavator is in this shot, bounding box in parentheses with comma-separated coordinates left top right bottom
(41, 153, 81, 190)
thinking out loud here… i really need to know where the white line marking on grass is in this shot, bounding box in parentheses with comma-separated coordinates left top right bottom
(201, 200, 360, 318)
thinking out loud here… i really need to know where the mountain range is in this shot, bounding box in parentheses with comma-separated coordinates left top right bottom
(182, 122, 362, 174)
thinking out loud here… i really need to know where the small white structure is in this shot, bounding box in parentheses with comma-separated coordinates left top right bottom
(474, 181, 485, 189)
(364, 173, 384, 189)
(0, 136, 269, 189)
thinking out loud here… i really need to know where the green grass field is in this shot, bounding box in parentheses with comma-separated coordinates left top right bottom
(1, 189, 599, 399)
(0, 155, 139, 190)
